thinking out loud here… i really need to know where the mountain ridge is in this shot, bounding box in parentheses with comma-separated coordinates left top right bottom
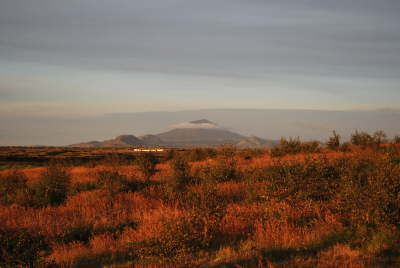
(69, 119, 276, 148)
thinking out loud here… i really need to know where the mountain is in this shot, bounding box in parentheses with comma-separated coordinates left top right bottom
(190, 119, 215, 124)
(155, 119, 245, 147)
(156, 128, 244, 147)
(139, 135, 164, 146)
(69, 119, 260, 148)
(70, 135, 144, 148)
(69, 141, 103, 148)
(4, 109, 400, 146)
(236, 136, 277, 149)
(102, 135, 144, 147)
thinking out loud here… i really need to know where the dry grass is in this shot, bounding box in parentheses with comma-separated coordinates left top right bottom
(0, 147, 399, 267)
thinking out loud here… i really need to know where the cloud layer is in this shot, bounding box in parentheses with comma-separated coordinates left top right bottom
(0, 0, 399, 117)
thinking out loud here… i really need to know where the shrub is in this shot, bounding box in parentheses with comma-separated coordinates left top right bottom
(95, 169, 132, 196)
(271, 137, 321, 157)
(373, 130, 387, 145)
(264, 157, 343, 203)
(206, 156, 238, 183)
(135, 153, 158, 181)
(69, 181, 98, 195)
(327, 131, 341, 150)
(33, 162, 71, 206)
(169, 156, 191, 192)
(351, 130, 374, 147)
(350, 130, 387, 148)
(394, 135, 400, 144)
(0, 169, 33, 206)
(0, 227, 49, 267)
(340, 142, 352, 152)
(271, 137, 302, 157)
(186, 147, 216, 162)
(132, 214, 214, 262)
(301, 141, 321, 154)
(338, 155, 400, 229)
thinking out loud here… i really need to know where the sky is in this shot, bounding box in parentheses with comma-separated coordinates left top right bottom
(1, 0, 400, 117)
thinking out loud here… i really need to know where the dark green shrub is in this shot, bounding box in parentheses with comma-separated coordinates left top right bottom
(135, 153, 158, 181)
(271, 137, 320, 156)
(351, 130, 387, 148)
(186, 147, 216, 162)
(271, 137, 302, 157)
(164, 149, 176, 161)
(55, 225, 93, 244)
(0, 169, 34, 206)
(33, 162, 71, 206)
(394, 136, 400, 144)
(327, 131, 341, 150)
(340, 142, 352, 152)
(96, 169, 132, 196)
(169, 156, 191, 192)
(301, 141, 321, 154)
(0, 227, 49, 267)
(373, 130, 387, 145)
(69, 181, 98, 195)
(351, 130, 374, 147)
(265, 157, 343, 202)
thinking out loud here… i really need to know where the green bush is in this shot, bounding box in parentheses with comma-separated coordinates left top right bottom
(33, 162, 71, 206)
(0, 227, 49, 267)
(0, 169, 34, 206)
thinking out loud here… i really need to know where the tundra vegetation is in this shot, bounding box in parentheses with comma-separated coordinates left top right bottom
(0, 131, 400, 267)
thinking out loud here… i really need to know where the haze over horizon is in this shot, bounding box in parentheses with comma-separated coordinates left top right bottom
(1, 0, 399, 145)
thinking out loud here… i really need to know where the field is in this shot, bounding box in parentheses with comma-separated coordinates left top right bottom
(1, 140, 400, 267)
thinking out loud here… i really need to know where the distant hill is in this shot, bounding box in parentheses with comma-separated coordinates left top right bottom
(70, 135, 144, 148)
(156, 128, 245, 147)
(4, 109, 400, 146)
(69, 119, 277, 148)
(139, 135, 164, 146)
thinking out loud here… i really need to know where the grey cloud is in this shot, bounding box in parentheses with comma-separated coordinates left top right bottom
(1, 0, 399, 82)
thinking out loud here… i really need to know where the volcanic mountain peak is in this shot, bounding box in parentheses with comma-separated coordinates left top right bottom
(69, 119, 277, 148)
(189, 119, 216, 125)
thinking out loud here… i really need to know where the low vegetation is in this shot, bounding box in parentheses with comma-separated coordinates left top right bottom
(0, 130, 399, 267)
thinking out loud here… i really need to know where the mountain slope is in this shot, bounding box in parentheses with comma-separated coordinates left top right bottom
(236, 136, 277, 149)
(70, 135, 144, 148)
(156, 128, 245, 147)
(69, 119, 276, 148)
(139, 135, 164, 146)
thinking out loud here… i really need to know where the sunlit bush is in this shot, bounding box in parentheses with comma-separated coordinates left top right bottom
(34, 162, 71, 206)
(0, 169, 34, 206)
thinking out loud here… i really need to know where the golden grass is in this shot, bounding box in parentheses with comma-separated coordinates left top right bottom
(1, 148, 399, 267)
